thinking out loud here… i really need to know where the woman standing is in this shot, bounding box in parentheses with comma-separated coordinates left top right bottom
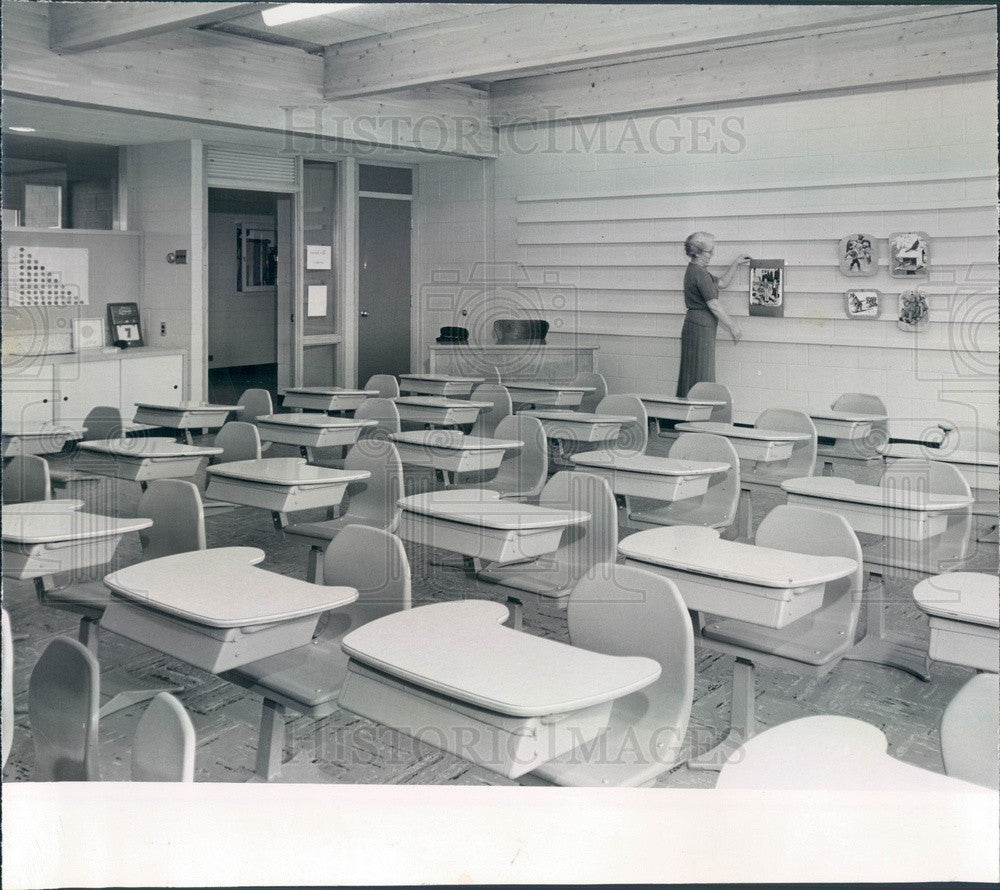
(676, 232, 751, 398)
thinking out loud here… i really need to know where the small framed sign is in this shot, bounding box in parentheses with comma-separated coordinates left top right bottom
(306, 244, 332, 270)
(107, 302, 143, 347)
(749, 259, 784, 318)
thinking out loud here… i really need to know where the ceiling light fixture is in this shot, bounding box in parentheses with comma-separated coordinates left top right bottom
(8, 126, 36, 133)
(261, 3, 359, 27)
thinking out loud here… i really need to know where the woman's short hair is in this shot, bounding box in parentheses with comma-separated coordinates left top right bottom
(684, 232, 715, 258)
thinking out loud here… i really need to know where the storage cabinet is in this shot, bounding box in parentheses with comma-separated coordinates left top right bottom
(119, 354, 183, 417)
(55, 360, 120, 426)
(1, 364, 56, 429)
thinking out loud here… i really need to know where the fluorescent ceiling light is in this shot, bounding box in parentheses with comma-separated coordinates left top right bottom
(8, 126, 36, 133)
(261, 3, 359, 26)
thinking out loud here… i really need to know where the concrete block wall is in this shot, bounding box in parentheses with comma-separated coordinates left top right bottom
(414, 76, 998, 435)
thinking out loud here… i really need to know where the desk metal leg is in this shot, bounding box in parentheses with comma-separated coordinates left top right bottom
(822, 459, 835, 477)
(842, 573, 931, 681)
(737, 486, 753, 540)
(688, 656, 756, 771)
(184, 430, 195, 446)
(506, 596, 524, 631)
(271, 511, 289, 531)
(256, 699, 287, 781)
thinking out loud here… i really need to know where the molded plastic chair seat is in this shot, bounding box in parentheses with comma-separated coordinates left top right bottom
(28, 636, 100, 781)
(569, 372, 608, 414)
(203, 422, 263, 512)
(743, 408, 817, 486)
(940, 673, 999, 789)
(687, 382, 733, 423)
(816, 392, 888, 461)
(469, 384, 513, 438)
(532, 563, 694, 787)
(238, 388, 275, 452)
(354, 397, 401, 440)
(131, 692, 196, 782)
(447, 414, 548, 500)
(594, 394, 648, 455)
(477, 471, 618, 601)
(2, 454, 51, 504)
(364, 374, 400, 399)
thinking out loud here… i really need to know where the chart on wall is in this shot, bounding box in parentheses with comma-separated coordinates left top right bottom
(6, 246, 89, 306)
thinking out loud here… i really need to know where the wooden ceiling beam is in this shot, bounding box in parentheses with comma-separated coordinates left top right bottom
(322, 4, 989, 100)
(489, 9, 998, 126)
(49, 2, 270, 53)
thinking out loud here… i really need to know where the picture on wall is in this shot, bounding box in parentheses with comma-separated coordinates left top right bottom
(749, 259, 784, 318)
(897, 289, 929, 332)
(888, 231, 929, 277)
(838, 234, 878, 276)
(845, 289, 881, 319)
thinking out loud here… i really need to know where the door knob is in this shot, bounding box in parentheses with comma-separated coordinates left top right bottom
(360, 310, 370, 318)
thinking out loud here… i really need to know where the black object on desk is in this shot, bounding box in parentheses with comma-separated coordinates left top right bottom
(436, 326, 469, 344)
(493, 319, 548, 344)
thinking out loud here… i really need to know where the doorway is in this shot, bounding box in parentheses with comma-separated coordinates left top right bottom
(357, 165, 413, 383)
(207, 188, 285, 403)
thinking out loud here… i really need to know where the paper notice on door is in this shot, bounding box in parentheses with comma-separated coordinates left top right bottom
(307, 285, 328, 317)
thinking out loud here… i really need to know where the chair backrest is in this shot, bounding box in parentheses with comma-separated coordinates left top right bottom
(131, 692, 196, 782)
(941, 673, 999, 789)
(668, 433, 742, 528)
(2, 454, 50, 504)
(570, 373, 608, 414)
(483, 365, 502, 384)
(469, 384, 513, 437)
(567, 562, 694, 764)
(213, 421, 262, 463)
(136, 479, 207, 560)
(539, 471, 618, 583)
(320, 525, 411, 636)
(340, 440, 404, 531)
(595, 394, 648, 454)
(755, 504, 865, 644)
(2, 609, 13, 770)
(237, 388, 273, 424)
(355, 397, 401, 440)
(28, 636, 100, 781)
(364, 375, 400, 399)
(832, 392, 889, 447)
(494, 319, 548, 344)
(881, 458, 972, 498)
(754, 408, 817, 477)
(487, 414, 549, 498)
(687, 382, 733, 423)
(81, 405, 125, 442)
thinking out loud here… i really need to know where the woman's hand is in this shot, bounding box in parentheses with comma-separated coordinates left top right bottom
(730, 323, 743, 343)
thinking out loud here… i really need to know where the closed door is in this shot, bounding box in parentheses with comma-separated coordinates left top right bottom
(357, 196, 411, 383)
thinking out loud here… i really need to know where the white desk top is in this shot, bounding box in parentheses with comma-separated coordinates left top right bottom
(716, 715, 986, 792)
(3, 499, 84, 515)
(283, 387, 378, 397)
(341, 600, 661, 717)
(522, 410, 633, 424)
(394, 396, 492, 409)
(390, 430, 523, 451)
(134, 401, 242, 412)
(637, 393, 725, 407)
(881, 442, 1000, 468)
(206, 458, 371, 487)
(256, 414, 376, 431)
(675, 422, 811, 441)
(504, 382, 595, 393)
(105, 547, 356, 628)
(2, 424, 84, 439)
(398, 492, 589, 530)
(399, 374, 484, 383)
(809, 410, 886, 422)
(619, 526, 857, 589)
(913, 572, 999, 627)
(78, 437, 222, 458)
(781, 476, 974, 511)
(570, 452, 729, 476)
(2, 512, 152, 545)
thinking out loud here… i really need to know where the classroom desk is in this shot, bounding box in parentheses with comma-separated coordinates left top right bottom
(638, 393, 724, 423)
(397, 491, 588, 566)
(76, 437, 222, 486)
(2, 510, 152, 590)
(132, 401, 241, 444)
(504, 382, 594, 408)
(393, 396, 490, 428)
(913, 572, 999, 672)
(569, 452, 728, 502)
(390, 430, 523, 485)
(521, 410, 630, 444)
(716, 715, 987, 792)
(619, 525, 857, 769)
(398, 374, 484, 398)
(102, 547, 358, 673)
(337, 599, 661, 779)
(781, 476, 974, 542)
(205, 458, 371, 529)
(674, 421, 808, 463)
(255, 415, 376, 461)
(2, 423, 83, 458)
(281, 387, 379, 413)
